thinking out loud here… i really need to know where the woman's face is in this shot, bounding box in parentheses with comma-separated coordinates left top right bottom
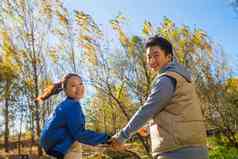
(64, 76, 85, 100)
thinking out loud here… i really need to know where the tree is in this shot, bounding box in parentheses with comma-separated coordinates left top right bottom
(230, 0, 238, 15)
(0, 30, 20, 153)
(0, 0, 58, 155)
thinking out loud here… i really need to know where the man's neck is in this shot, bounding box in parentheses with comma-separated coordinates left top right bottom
(159, 63, 170, 74)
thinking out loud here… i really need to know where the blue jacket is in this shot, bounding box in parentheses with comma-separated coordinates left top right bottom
(40, 97, 110, 154)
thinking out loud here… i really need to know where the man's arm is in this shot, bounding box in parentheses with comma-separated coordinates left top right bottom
(113, 75, 176, 143)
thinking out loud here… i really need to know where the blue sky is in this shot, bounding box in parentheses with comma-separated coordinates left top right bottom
(64, 0, 238, 75)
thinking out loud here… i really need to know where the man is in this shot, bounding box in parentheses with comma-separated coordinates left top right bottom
(110, 36, 208, 159)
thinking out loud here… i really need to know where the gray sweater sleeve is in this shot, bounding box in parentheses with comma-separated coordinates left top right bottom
(114, 75, 176, 143)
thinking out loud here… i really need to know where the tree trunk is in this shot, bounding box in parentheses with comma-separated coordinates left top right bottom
(4, 97, 9, 153)
(103, 109, 107, 132)
(30, 111, 35, 154)
(31, 19, 43, 155)
(18, 110, 24, 155)
(33, 77, 43, 156)
(112, 111, 117, 134)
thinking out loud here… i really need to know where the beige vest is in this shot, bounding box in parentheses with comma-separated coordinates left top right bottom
(150, 71, 207, 156)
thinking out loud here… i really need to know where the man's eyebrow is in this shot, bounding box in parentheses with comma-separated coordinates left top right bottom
(150, 50, 159, 55)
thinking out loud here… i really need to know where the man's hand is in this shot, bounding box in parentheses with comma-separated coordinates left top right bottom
(138, 127, 148, 137)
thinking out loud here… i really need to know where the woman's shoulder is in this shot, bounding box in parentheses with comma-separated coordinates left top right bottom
(60, 97, 80, 110)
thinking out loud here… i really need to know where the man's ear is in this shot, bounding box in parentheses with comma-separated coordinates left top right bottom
(166, 54, 172, 61)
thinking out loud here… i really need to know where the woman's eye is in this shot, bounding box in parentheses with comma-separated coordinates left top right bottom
(71, 84, 83, 87)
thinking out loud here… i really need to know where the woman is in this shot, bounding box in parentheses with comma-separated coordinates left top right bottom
(37, 73, 110, 159)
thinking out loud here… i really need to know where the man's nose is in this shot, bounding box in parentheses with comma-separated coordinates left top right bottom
(149, 58, 156, 63)
(76, 86, 82, 89)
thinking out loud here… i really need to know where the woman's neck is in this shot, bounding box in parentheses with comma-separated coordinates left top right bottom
(67, 96, 78, 101)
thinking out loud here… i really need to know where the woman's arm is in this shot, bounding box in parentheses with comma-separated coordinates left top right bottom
(64, 100, 110, 145)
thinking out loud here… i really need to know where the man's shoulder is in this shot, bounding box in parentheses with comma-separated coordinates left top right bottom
(152, 73, 177, 89)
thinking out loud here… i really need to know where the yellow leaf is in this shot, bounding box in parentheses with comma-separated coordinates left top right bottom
(118, 30, 129, 46)
(49, 48, 58, 63)
(56, 11, 69, 26)
(143, 20, 153, 35)
(25, 78, 34, 90)
(82, 43, 97, 65)
(79, 34, 94, 43)
(110, 20, 119, 30)
(128, 43, 135, 55)
(116, 14, 126, 22)
(75, 10, 90, 25)
(40, 0, 52, 19)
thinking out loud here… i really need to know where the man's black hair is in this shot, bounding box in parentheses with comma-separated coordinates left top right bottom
(145, 35, 173, 56)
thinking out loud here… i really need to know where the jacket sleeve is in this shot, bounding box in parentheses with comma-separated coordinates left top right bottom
(65, 101, 110, 146)
(114, 76, 176, 143)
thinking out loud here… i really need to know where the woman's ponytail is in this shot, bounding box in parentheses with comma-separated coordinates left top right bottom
(36, 81, 63, 102)
(36, 73, 81, 102)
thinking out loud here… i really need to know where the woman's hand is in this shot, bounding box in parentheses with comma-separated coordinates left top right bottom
(107, 137, 127, 151)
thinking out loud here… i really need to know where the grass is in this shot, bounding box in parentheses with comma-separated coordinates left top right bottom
(208, 136, 238, 159)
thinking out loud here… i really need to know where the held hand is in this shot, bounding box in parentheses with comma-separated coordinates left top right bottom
(107, 137, 126, 151)
(96, 143, 111, 149)
(138, 127, 148, 137)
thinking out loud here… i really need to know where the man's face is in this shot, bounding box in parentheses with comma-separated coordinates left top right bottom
(146, 46, 172, 72)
